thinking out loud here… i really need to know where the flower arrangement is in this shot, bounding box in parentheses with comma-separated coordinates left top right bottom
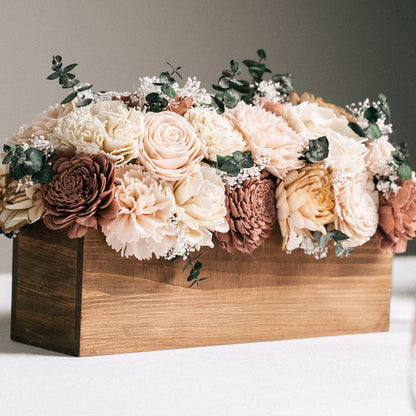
(2, 50, 415, 286)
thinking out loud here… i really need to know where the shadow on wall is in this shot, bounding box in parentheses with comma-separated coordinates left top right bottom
(0, 239, 12, 274)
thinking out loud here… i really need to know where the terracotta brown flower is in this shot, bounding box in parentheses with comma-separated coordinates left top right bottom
(215, 172, 277, 254)
(376, 179, 416, 254)
(41, 150, 119, 238)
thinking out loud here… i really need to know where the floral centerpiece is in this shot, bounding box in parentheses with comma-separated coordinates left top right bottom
(2, 50, 415, 286)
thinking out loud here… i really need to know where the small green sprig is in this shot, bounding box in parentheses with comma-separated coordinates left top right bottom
(145, 63, 182, 112)
(313, 227, 354, 258)
(2, 143, 54, 184)
(206, 151, 254, 176)
(391, 142, 412, 181)
(303, 136, 329, 163)
(183, 253, 207, 288)
(47, 55, 93, 107)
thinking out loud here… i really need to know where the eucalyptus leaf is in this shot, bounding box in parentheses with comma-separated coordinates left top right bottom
(2, 153, 13, 165)
(397, 164, 412, 181)
(32, 164, 53, 184)
(46, 72, 60, 80)
(257, 49, 267, 60)
(242, 59, 259, 68)
(230, 59, 240, 74)
(304, 136, 329, 163)
(25, 148, 43, 171)
(365, 122, 382, 139)
(63, 63, 78, 73)
(76, 84, 93, 93)
(363, 106, 381, 122)
(78, 98, 93, 107)
(222, 90, 240, 108)
(348, 122, 367, 138)
(329, 229, 349, 242)
(61, 91, 78, 104)
(161, 84, 176, 99)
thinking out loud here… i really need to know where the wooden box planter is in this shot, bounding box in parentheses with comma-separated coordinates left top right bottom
(11, 222, 392, 356)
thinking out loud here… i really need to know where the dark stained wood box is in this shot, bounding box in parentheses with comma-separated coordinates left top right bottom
(11, 222, 392, 356)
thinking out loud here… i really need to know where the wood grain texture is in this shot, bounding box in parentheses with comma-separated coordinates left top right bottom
(12, 222, 392, 356)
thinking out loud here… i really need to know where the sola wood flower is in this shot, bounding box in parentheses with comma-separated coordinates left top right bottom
(226, 101, 304, 179)
(364, 135, 394, 177)
(185, 107, 246, 161)
(334, 170, 379, 247)
(215, 172, 277, 254)
(138, 111, 203, 181)
(276, 164, 335, 251)
(41, 150, 118, 239)
(0, 164, 44, 234)
(102, 165, 177, 260)
(166, 95, 193, 116)
(174, 165, 229, 250)
(51, 101, 144, 167)
(376, 179, 416, 254)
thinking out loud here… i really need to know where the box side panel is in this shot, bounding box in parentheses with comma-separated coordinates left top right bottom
(11, 223, 82, 356)
(80, 228, 392, 356)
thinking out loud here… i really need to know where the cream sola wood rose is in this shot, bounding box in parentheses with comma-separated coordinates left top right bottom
(174, 165, 229, 251)
(225, 102, 305, 179)
(276, 164, 335, 251)
(50, 101, 144, 166)
(137, 111, 203, 181)
(0, 164, 44, 234)
(41, 150, 119, 238)
(102, 165, 178, 260)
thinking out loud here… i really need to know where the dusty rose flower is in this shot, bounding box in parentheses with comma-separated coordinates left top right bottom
(102, 165, 177, 260)
(365, 135, 395, 177)
(226, 102, 304, 179)
(215, 172, 277, 254)
(41, 150, 118, 238)
(138, 111, 203, 181)
(166, 95, 193, 116)
(276, 164, 335, 251)
(0, 164, 44, 234)
(376, 179, 416, 254)
(334, 170, 379, 247)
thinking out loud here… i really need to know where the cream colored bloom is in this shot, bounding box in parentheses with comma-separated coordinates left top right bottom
(365, 135, 394, 176)
(276, 164, 335, 251)
(0, 164, 44, 233)
(138, 111, 203, 181)
(334, 170, 379, 247)
(226, 102, 305, 179)
(185, 107, 246, 161)
(102, 165, 177, 260)
(51, 101, 144, 166)
(174, 165, 229, 249)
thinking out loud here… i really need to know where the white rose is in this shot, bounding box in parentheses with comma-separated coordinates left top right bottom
(174, 165, 229, 249)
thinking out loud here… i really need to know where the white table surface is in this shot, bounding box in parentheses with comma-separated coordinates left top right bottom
(0, 258, 415, 416)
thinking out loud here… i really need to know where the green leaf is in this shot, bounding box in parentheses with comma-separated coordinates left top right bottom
(32, 164, 53, 184)
(2, 152, 13, 165)
(365, 122, 382, 139)
(334, 243, 345, 258)
(304, 136, 329, 163)
(61, 91, 78, 104)
(229, 79, 251, 94)
(9, 163, 26, 180)
(66, 73, 76, 79)
(146, 92, 161, 103)
(222, 90, 240, 109)
(59, 75, 68, 86)
(63, 63, 78, 73)
(25, 148, 43, 172)
(159, 71, 171, 83)
(211, 96, 225, 114)
(329, 229, 349, 242)
(242, 59, 259, 68)
(257, 49, 267, 60)
(363, 106, 381, 123)
(397, 164, 412, 181)
(76, 84, 93, 93)
(78, 98, 93, 107)
(348, 122, 366, 137)
(248, 65, 266, 80)
(46, 72, 60, 80)
(161, 84, 176, 99)
(230, 59, 240, 74)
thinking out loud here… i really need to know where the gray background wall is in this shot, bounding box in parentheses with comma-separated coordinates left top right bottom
(0, 0, 415, 273)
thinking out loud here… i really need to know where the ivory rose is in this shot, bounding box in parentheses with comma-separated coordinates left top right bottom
(51, 101, 144, 166)
(334, 170, 379, 247)
(226, 102, 304, 179)
(102, 165, 178, 260)
(138, 111, 203, 181)
(365, 135, 394, 177)
(174, 165, 229, 249)
(185, 107, 246, 161)
(276, 164, 335, 251)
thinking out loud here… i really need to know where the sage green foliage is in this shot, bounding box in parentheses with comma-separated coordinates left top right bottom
(207, 151, 254, 176)
(392, 142, 413, 181)
(2, 143, 54, 184)
(145, 62, 182, 112)
(211, 49, 294, 114)
(183, 253, 207, 287)
(313, 227, 354, 258)
(47, 55, 93, 107)
(304, 136, 329, 163)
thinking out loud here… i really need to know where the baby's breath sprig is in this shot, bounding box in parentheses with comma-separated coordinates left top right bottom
(47, 55, 93, 107)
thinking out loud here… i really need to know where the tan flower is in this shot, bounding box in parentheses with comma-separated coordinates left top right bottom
(138, 111, 203, 181)
(185, 107, 246, 161)
(365, 135, 394, 177)
(334, 170, 379, 247)
(102, 165, 177, 260)
(276, 164, 335, 251)
(376, 179, 416, 254)
(166, 95, 193, 116)
(0, 164, 44, 234)
(51, 101, 144, 166)
(174, 165, 229, 249)
(226, 102, 304, 179)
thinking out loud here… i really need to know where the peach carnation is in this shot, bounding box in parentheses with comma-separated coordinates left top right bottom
(226, 102, 304, 179)
(138, 111, 203, 181)
(102, 165, 177, 260)
(365, 135, 394, 177)
(334, 170, 379, 247)
(376, 179, 416, 254)
(185, 107, 246, 161)
(276, 164, 335, 251)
